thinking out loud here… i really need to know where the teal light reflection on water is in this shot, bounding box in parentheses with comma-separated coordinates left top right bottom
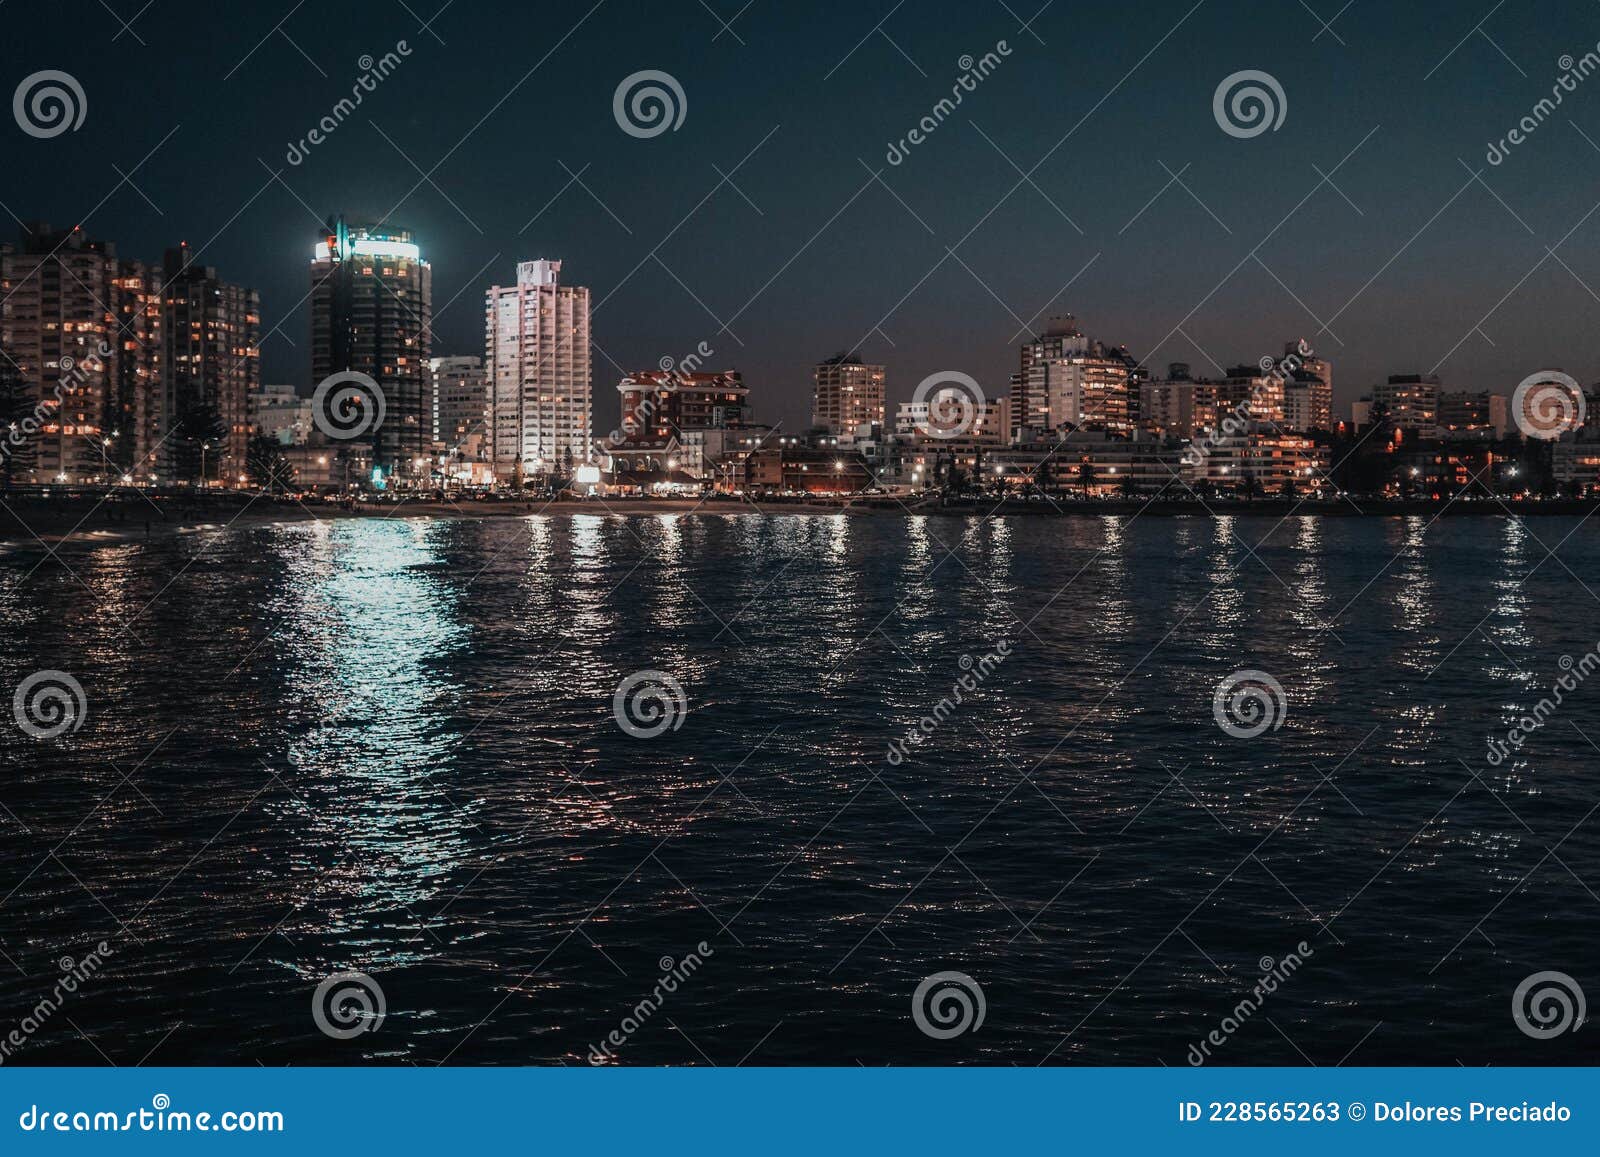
(269, 519, 472, 963)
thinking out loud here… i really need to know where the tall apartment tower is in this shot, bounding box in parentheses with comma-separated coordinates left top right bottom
(811, 354, 885, 435)
(1283, 342, 1332, 432)
(0, 223, 162, 483)
(162, 245, 260, 483)
(484, 260, 592, 481)
(1016, 316, 1132, 436)
(310, 217, 432, 480)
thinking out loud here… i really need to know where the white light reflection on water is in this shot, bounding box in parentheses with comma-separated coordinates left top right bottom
(272, 519, 472, 954)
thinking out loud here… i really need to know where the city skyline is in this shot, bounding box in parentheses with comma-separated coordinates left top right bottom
(7, 1, 1600, 435)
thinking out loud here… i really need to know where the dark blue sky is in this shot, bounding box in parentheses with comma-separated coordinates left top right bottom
(5, 0, 1600, 430)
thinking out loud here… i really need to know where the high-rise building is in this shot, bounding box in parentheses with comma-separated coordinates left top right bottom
(429, 356, 488, 453)
(1280, 343, 1332, 433)
(1016, 317, 1132, 436)
(484, 259, 592, 482)
(0, 223, 162, 483)
(309, 217, 432, 480)
(811, 354, 885, 435)
(162, 245, 259, 484)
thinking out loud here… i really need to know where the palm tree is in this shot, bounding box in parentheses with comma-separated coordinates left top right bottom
(1077, 459, 1097, 497)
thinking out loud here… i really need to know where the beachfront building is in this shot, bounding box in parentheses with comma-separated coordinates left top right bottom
(811, 354, 885, 435)
(0, 223, 163, 484)
(485, 259, 591, 485)
(162, 244, 260, 485)
(310, 217, 432, 482)
(1015, 316, 1133, 437)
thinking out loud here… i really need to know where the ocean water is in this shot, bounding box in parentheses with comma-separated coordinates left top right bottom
(0, 512, 1596, 1066)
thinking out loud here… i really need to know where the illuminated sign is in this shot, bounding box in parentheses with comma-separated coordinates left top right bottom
(313, 239, 423, 262)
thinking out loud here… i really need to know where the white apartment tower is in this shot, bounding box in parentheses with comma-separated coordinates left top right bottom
(485, 260, 592, 481)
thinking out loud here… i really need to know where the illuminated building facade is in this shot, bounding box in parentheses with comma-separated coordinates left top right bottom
(0, 223, 162, 483)
(484, 259, 591, 482)
(310, 217, 433, 480)
(162, 244, 260, 484)
(812, 354, 885, 435)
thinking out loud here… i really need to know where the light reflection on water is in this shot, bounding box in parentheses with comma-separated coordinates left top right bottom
(0, 513, 1595, 1067)
(276, 520, 472, 950)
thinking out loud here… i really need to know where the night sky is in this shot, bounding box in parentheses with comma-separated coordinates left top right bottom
(4, 0, 1600, 432)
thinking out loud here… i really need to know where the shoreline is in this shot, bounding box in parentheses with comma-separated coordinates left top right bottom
(3, 493, 1597, 555)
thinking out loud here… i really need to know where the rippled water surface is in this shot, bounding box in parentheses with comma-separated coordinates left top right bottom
(1, 512, 1597, 1065)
